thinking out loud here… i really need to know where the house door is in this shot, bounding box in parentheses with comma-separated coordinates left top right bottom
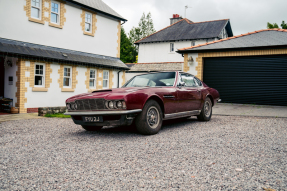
(0, 57, 4, 97)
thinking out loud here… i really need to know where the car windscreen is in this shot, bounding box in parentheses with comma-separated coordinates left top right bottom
(123, 72, 176, 87)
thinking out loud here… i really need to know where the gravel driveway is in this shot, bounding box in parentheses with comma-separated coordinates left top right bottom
(0, 116, 286, 190)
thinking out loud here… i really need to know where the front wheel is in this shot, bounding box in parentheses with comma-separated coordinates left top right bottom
(81, 125, 103, 131)
(197, 97, 212, 121)
(135, 100, 163, 135)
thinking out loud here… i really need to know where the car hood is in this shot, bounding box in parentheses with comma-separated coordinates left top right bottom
(66, 87, 150, 102)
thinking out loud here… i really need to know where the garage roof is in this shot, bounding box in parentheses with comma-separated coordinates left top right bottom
(135, 19, 233, 44)
(0, 38, 129, 70)
(177, 29, 287, 53)
(68, 0, 126, 21)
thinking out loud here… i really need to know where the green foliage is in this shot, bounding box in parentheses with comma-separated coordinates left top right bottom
(281, 21, 287, 29)
(44, 113, 71, 118)
(120, 27, 137, 63)
(120, 12, 156, 63)
(128, 12, 156, 47)
(267, 21, 287, 29)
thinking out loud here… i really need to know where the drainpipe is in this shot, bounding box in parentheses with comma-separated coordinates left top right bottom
(117, 71, 121, 88)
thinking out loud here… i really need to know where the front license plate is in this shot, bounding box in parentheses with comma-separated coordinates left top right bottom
(83, 116, 103, 122)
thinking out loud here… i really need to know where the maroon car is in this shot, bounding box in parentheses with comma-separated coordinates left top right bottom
(65, 71, 220, 135)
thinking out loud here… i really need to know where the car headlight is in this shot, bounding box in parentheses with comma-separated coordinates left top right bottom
(66, 103, 71, 110)
(105, 100, 126, 109)
(108, 101, 114, 109)
(116, 101, 122, 108)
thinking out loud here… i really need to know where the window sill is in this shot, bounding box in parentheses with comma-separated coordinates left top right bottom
(61, 88, 74, 92)
(29, 18, 45, 25)
(49, 23, 63, 29)
(32, 87, 48, 92)
(83, 32, 94, 37)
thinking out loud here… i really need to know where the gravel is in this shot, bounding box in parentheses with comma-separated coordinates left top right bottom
(0, 116, 286, 190)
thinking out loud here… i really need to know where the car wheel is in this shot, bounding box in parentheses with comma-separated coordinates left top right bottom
(197, 97, 212, 121)
(135, 100, 163, 135)
(81, 125, 103, 131)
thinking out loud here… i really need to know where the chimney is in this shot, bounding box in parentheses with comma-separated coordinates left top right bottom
(170, 14, 183, 25)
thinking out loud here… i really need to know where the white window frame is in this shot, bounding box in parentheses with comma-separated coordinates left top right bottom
(89, 69, 96, 89)
(103, 70, 109, 89)
(31, 0, 41, 20)
(170, 43, 174, 52)
(51, 1, 60, 24)
(85, 12, 92, 32)
(63, 66, 72, 88)
(34, 63, 45, 87)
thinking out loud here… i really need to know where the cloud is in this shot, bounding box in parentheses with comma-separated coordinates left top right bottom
(104, 0, 287, 36)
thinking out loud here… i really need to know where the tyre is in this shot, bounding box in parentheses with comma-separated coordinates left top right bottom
(135, 100, 163, 135)
(197, 97, 212, 121)
(81, 125, 103, 131)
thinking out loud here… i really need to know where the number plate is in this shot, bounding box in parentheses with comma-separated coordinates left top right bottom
(83, 116, 103, 122)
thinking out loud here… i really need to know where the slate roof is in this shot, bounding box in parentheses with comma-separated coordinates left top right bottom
(126, 62, 183, 72)
(0, 38, 129, 70)
(177, 29, 287, 53)
(68, 0, 126, 21)
(135, 19, 233, 44)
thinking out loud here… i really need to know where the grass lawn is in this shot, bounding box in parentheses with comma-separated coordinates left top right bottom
(44, 113, 71, 118)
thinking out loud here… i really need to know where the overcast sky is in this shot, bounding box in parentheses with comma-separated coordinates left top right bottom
(104, 0, 286, 36)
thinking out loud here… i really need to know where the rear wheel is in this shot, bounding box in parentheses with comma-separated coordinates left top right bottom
(197, 97, 212, 121)
(81, 125, 103, 131)
(135, 100, 163, 135)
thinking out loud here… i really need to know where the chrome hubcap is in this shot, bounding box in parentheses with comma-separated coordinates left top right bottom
(204, 101, 211, 117)
(147, 106, 159, 129)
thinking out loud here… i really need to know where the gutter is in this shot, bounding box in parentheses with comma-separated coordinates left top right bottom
(117, 71, 121, 88)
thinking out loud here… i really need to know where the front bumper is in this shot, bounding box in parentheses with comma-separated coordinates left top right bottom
(65, 109, 142, 127)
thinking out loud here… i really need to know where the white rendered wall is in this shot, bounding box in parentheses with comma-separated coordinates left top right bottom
(138, 39, 214, 63)
(0, 0, 119, 58)
(4, 64, 18, 107)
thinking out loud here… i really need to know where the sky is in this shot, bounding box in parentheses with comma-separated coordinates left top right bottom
(103, 0, 287, 36)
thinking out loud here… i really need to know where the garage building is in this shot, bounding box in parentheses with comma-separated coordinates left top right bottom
(177, 29, 287, 106)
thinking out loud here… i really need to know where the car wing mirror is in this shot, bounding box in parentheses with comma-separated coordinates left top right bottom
(178, 82, 186, 88)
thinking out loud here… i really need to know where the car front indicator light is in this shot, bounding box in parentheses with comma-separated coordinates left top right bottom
(122, 101, 126, 109)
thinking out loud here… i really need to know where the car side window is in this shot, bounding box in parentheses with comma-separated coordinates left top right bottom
(194, 77, 202, 86)
(180, 73, 197, 87)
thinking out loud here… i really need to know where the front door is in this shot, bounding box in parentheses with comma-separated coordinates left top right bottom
(176, 73, 201, 112)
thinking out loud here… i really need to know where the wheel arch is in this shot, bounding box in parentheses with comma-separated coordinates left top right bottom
(206, 94, 214, 106)
(145, 95, 165, 116)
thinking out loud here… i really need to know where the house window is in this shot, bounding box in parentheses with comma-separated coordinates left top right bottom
(51, 1, 60, 24)
(63, 66, 72, 88)
(31, 0, 41, 19)
(89, 69, 96, 88)
(35, 63, 45, 87)
(191, 41, 195, 46)
(85, 13, 92, 32)
(170, 43, 174, 52)
(103, 70, 109, 89)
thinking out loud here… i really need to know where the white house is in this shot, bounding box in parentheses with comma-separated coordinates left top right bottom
(135, 14, 233, 64)
(124, 15, 234, 82)
(0, 0, 128, 113)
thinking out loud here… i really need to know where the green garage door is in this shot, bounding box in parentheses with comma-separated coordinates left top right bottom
(203, 55, 287, 106)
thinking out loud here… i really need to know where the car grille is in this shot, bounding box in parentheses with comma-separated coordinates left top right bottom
(74, 99, 106, 111)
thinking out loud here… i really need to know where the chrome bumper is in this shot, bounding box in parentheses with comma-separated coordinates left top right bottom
(64, 109, 142, 116)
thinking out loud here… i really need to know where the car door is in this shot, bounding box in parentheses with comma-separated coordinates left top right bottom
(176, 73, 201, 112)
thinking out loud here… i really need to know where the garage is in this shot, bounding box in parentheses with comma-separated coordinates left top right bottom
(203, 55, 287, 106)
(177, 29, 287, 106)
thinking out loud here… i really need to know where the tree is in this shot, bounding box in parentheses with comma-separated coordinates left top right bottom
(281, 21, 287, 29)
(129, 12, 156, 46)
(267, 21, 286, 29)
(120, 27, 137, 63)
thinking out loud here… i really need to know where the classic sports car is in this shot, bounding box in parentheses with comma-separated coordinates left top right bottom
(65, 71, 220, 135)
